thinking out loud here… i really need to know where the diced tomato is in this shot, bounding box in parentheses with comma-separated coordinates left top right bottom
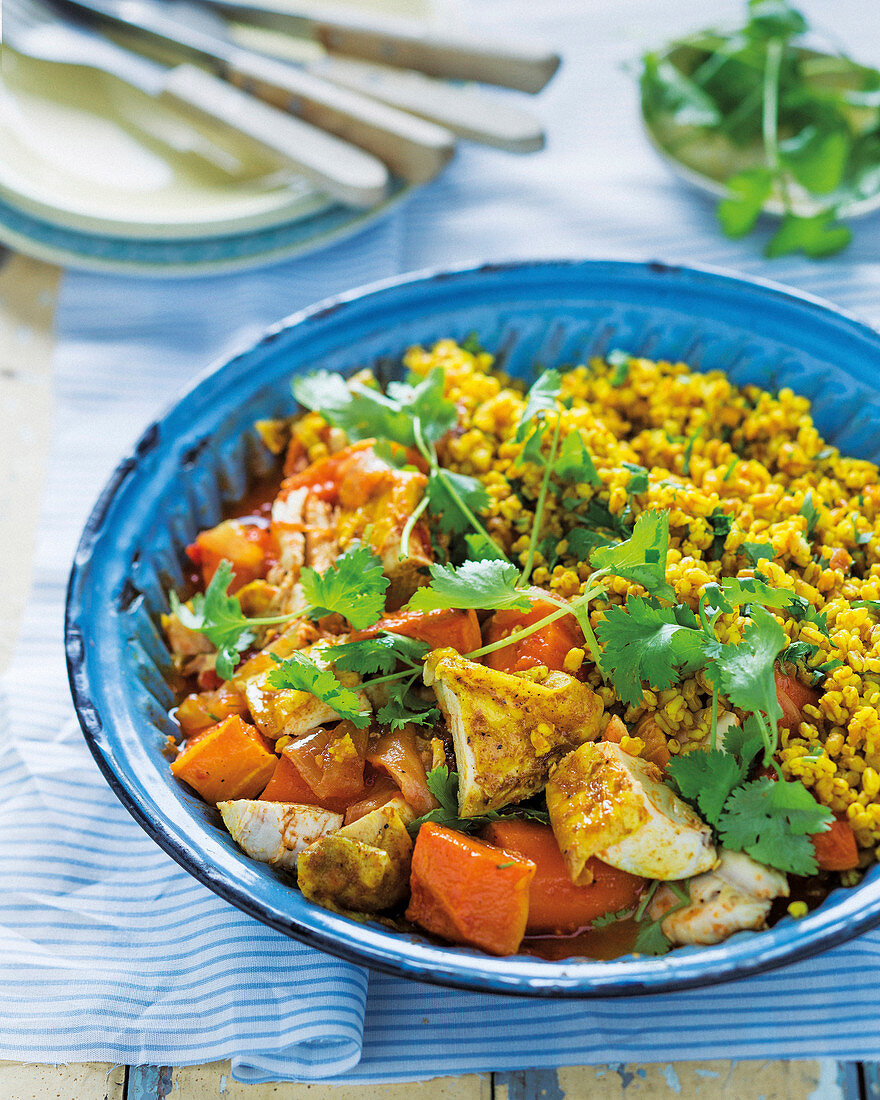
(775, 669, 820, 731)
(482, 820, 645, 935)
(811, 814, 859, 871)
(259, 753, 356, 814)
(483, 599, 584, 673)
(283, 722, 368, 801)
(186, 518, 271, 592)
(367, 727, 439, 816)
(350, 608, 481, 654)
(343, 775, 402, 825)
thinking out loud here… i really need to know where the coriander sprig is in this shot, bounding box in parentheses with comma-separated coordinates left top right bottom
(640, 0, 878, 258)
(171, 542, 391, 679)
(407, 765, 551, 835)
(293, 367, 507, 562)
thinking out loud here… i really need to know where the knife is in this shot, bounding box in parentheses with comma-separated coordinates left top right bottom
(56, 0, 458, 183)
(5, 0, 389, 207)
(205, 0, 562, 94)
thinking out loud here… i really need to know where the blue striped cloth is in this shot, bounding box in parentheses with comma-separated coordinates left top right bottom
(4, 0, 880, 1082)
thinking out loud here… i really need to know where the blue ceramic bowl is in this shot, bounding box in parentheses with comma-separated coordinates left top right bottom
(66, 259, 880, 996)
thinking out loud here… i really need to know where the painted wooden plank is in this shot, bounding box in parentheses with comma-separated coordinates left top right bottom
(128, 1061, 491, 1098)
(0, 1060, 125, 1100)
(493, 1060, 861, 1098)
(0, 253, 61, 673)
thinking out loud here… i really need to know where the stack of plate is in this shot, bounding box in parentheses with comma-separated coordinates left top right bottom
(0, 0, 436, 275)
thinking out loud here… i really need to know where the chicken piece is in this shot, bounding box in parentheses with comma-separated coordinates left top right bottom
(546, 741, 716, 884)
(162, 611, 214, 660)
(423, 648, 605, 816)
(236, 640, 370, 742)
(266, 487, 309, 615)
(297, 797, 414, 912)
(218, 800, 342, 872)
(334, 446, 432, 606)
(648, 849, 790, 946)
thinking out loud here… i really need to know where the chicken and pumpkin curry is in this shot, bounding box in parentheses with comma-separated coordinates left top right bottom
(162, 338, 879, 958)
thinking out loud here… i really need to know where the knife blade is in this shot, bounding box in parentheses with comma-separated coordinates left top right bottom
(56, 0, 458, 183)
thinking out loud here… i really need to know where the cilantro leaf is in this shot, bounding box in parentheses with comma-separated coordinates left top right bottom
(292, 366, 458, 449)
(266, 651, 370, 728)
(408, 766, 551, 834)
(708, 508, 733, 559)
(515, 369, 562, 441)
(293, 371, 414, 445)
(607, 350, 632, 386)
(385, 369, 459, 446)
(725, 716, 766, 774)
(301, 544, 389, 630)
(591, 906, 635, 930)
(766, 211, 853, 260)
(426, 469, 490, 537)
(704, 606, 786, 727)
(717, 167, 774, 239)
(741, 542, 774, 565)
(781, 125, 849, 195)
(640, 52, 722, 128)
(170, 560, 255, 681)
(461, 332, 483, 355)
(623, 462, 649, 495)
(667, 748, 746, 827)
(591, 509, 676, 600)
(328, 632, 429, 675)
(789, 594, 830, 634)
(376, 689, 439, 731)
(799, 491, 820, 538)
(596, 595, 706, 707)
(633, 918, 673, 956)
(778, 640, 819, 669)
(554, 432, 602, 487)
(407, 559, 531, 613)
(718, 776, 832, 875)
(464, 533, 508, 562)
(703, 577, 799, 614)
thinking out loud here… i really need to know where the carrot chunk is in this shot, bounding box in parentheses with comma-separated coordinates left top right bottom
(351, 608, 481, 655)
(483, 600, 584, 673)
(812, 814, 859, 871)
(406, 823, 536, 955)
(170, 714, 277, 803)
(482, 820, 645, 935)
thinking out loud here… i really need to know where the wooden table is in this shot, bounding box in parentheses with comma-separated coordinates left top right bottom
(0, 253, 873, 1100)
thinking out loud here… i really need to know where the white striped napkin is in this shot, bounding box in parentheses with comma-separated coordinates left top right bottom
(4, 0, 880, 1082)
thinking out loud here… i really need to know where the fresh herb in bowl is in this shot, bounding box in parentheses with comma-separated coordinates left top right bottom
(639, 0, 880, 258)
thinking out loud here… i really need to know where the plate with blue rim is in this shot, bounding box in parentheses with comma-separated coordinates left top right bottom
(66, 258, 880, 995)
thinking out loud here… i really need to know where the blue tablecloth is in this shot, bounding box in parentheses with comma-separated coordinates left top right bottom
(4, 0, 880, 1082)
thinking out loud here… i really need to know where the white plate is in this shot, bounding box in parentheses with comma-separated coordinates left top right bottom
(0, 0, 439, 273)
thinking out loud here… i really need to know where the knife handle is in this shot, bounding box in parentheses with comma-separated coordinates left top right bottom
(160, 62, 389, 207)
(313, 57, 545, 153)
(223, 49, 455, 184)
(314, 23, 561, 94)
